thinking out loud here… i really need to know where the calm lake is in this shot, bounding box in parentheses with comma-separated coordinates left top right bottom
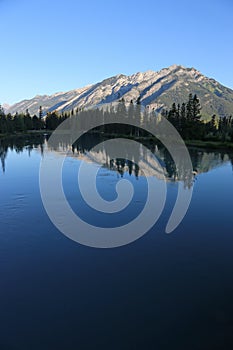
(1, 134, 233, 349)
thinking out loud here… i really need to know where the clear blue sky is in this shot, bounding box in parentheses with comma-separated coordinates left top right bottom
(1, 0, 233, 105)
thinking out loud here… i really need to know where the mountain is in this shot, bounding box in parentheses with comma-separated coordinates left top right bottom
(5, 65, 233, 119)
(2, 103, 10, 110)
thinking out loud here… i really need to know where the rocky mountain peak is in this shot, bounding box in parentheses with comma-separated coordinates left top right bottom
(5, 65, 233, 119)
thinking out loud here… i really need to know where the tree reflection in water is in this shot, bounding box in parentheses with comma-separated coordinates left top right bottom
(1, 133, 233, 190)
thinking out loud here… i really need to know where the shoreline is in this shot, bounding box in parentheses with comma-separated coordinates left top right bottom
(1, 130, 233, 151)
(0, 130, 52, 139)
(185, 140, 233, 150)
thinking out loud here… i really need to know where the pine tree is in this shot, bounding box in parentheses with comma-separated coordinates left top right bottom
(0, 104, 7, 133)
(186, 93, 193, 121)
(210, 114, 216, 132)
(192, 94, 201, 122)
(128, 100, 135, 136)
(39, 106, 43, 119)
(134, 96, 141, 136)
(180, 103, 186, 119)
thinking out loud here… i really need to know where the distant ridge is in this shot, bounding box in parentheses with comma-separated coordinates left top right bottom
(5, 65, 233, 119)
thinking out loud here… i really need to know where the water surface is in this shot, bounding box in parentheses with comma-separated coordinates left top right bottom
(1, 135, 233, 349)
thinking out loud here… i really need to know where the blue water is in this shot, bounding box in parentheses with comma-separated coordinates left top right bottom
(0, 136, 233, 349)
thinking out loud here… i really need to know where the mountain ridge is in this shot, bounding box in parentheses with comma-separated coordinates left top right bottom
(5, 65, 233, 119)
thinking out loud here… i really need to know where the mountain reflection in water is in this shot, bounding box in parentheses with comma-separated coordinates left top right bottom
(1, 134, 233, 186)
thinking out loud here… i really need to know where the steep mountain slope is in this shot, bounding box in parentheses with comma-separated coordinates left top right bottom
(5, 65, 233, 118)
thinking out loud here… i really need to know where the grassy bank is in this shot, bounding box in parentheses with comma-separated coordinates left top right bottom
(0, 130, 52, 140)
(185, 140, 233, 150)
(1, 130, 233, 151)
(92, 131, 233, 150)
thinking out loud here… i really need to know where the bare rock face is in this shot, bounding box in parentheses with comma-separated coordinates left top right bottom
(5, 65, 233, 118)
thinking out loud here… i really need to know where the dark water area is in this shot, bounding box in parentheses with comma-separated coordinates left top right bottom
(1, 134, 233, 349)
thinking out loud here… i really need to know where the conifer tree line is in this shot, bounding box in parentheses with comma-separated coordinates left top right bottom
(1, 95, 233, 142)
(0, 105, 68, 133)
(161, 93, 233, 141)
